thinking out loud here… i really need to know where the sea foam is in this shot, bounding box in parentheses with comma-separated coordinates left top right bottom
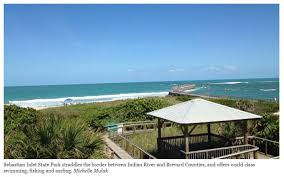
(9, 92, 169, 109)
(259, 81, 279, 83)
(259, 89, 277, 92)
(209, 81, 249, 85)
(183, 86, 205, 93)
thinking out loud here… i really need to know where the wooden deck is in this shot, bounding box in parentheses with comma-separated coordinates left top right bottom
(257, 152, 272, 159)
(104, 135, 133, 159)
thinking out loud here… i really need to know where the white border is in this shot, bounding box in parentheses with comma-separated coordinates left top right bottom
(0, 1, 282, 177)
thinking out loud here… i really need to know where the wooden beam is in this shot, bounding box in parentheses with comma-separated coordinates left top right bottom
(188, 125, 197, 135)
(243, 120, 248, 144)
(180, 125, 185, 134)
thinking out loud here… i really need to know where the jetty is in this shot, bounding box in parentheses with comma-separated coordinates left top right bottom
(169, 84, 214, 99)
(171, 84, 196, 93)
(169, 83, 229, 99)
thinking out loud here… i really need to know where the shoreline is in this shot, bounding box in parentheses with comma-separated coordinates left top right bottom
(5, 78, 279, 109)
(6, 92, 170, 110)
(6, 91, 279, 111)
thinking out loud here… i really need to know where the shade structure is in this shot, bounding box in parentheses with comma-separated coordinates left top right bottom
(63, 98, 73, 105)
(147, 98, 261, 124)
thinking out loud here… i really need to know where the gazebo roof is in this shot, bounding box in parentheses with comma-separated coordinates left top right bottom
(147, 98, 262, 124)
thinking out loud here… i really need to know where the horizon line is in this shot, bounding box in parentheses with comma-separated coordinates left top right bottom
(4, 77, 279, 87)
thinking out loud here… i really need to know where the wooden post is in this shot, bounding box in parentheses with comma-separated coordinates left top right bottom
(126, 141, 129, 152)
(243, 120, 248, 144)
(252, 138, 256, 146)
(157, 118, 162, 154)
(184, 125, 189, 159)
(110, 151, 114, 159)
(139, 150, 144, 159)
(265, 141, 268, 155)
(207, 123, 211, 144)
(253, 151, 258, 159)
(158, 119, 162, 139)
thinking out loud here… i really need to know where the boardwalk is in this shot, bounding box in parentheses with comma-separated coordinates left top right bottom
(104, 135, 133, 159)
(257, 152, 272, 159)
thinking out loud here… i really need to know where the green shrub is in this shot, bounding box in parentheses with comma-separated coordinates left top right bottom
(4, 105, 38, 134)
(88, 98, 170, 130)
(254, 100, 279, 114)
(4, 106, 105, 159)
(218, 122, 243, 141)
(207, 98, 237, 108)
(5, 115, 105, 159)
(253, 114, 279, 141)
(175, 95, 195, 102)
(89, 109, 113, 131)
(235, 99, 255, 112)
(117, 98, 170, 122)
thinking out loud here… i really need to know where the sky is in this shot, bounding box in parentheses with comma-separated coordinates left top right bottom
(4, 4, 279, 86)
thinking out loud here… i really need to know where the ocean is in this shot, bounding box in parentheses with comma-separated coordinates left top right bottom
(4, 78, 279, 108)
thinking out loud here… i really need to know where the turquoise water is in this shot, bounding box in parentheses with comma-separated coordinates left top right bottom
(4, 78, 279, 108)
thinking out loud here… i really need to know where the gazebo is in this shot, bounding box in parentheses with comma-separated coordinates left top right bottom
(147, 98, 262, 159)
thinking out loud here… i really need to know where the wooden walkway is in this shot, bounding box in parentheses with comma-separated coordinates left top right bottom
(257, 152, 272, 159)
(103, 135, 133, 159)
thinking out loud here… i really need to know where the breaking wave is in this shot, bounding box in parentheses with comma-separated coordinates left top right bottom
(259, 81, 279, 83)
(183, 86, 206, 93)
(209, 81, 249, 85)
(8, 92, 169, 109)
(259, 89, 277, 92)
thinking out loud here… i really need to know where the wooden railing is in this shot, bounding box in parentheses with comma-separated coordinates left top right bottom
(214, 145, 259, 159)
(158, 138, 185, 159)
(159, 134, 259, 159)
(185, 144, 258, 159)
(110, 133, 157, 159)
(107, 121, 174, 136)
(105, 142, 126, 159)
(122, 121, 173, 135)
(234, 136, 279, 157)
(158, 133, 230, 159)
(106, 121, 279, 159)
(160, 133, 228, 150)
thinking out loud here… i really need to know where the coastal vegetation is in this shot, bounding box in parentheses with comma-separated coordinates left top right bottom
(4, 106, 105, 159)
(4, 95, 279, 159)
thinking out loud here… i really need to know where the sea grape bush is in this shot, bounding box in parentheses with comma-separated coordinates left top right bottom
(253, 114, 279, 141)
(117, 98, 170, 122)
(4, 105, 38, 134)
(89, 98, 170, 130)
